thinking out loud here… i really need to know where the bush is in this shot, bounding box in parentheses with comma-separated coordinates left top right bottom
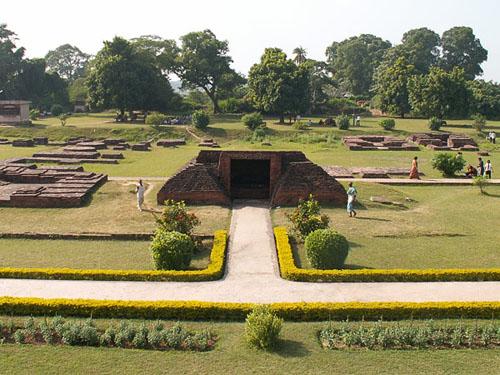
(336, 114, 350, 130)
(242, 112, 263, 130)
(471, 114, 486, 132)
(379, 118, 396, 130)
(286, 194, 330, 239)
(473, 176, 489, 194)
(428, 117, 444, 131)
(304, 229, 349, 269)
(292, 120, 309, 130)
(29, 109, 40, 120)
(192, 110, 210, 129)
(252, 126, 266, 141)
(145, 112, 167, 125)
(324, 117, 336, 127)
(50, 104, 64, 116)
(154, 200, 200, 237)
(59, 114, 68, 127)
(431, 153, 466, 177)
(323, 98, 363, 115)
(151, 230, 195, 270)
(219, 98, 241, 113)
(245, 305, 283, 350)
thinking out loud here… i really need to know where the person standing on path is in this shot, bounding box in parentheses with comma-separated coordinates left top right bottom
(347, 182, 358, 218)
(491, 131, 496, 144)
(409, 156, 420, 179)
(478, 157, 485, 177)
(136, 179, 145, 211)
(484, 160, 493, 179)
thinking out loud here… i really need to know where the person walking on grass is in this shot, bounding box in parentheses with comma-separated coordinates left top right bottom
(484, 160, 493, 179)
(409, 156, 420, 179)
(136, 179, 145, 211)
(347, 182, 358, 218)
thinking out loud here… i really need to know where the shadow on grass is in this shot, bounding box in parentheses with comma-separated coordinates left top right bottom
(344, 264, 374, 270)
(483, 191, 500, 198)
(275, 339, 311, 358)
(352, 216, 391, 222)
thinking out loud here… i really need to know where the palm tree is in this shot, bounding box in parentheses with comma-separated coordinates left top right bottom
(292, 46, 307, 65)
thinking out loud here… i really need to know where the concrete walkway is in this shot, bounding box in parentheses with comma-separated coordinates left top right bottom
(1, 200, 499, 303)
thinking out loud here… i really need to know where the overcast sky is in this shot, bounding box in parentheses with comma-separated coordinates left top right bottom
(3, 0, 499, 81)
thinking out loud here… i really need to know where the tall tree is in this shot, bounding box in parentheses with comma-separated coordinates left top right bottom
(157, 30, 241, 113)
(86, 37, 174, 116)
(326, 34, 391, 96)
(0, 24, 25, 96)
(45, 44, 91, 81)
(440, 26, 488, 80)
(292, 46, 307, 65)
(373, 57, 416, 118)
(382, 28, 440, 74)
(303, 60, 336, 114)
(248, 48, 309, 123)
(468, 80, 500, 119)
(408, 66, 471, 118)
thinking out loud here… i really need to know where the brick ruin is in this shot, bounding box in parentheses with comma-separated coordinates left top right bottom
(407, 133, 478, 151)
(0, 160, 107, 207)
(157, 150, 347, 206)
(343, 135, 420, 151)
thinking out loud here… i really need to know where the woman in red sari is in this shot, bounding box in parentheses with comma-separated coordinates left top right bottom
(409, 156, 420, 179)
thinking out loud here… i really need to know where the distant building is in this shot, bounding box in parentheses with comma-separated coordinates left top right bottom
(0, 100, 31, 124)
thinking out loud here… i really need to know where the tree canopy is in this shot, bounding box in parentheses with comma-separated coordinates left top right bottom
(0, 24, 25, 95)
(248, 48, 309, 123)
(326, 34, 391, 96)
(440, 26, 488, 80)
(45, 44, 91, 82)
(86, 37, 175, 115)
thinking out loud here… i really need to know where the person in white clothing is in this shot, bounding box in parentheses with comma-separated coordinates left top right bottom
(136, 179, 145, 211)
(484, 160, 493, 179)
(491, 131, 496, 144)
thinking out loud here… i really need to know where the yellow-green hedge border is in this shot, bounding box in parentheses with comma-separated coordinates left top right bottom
(0, 297, 498, 321)
(274, 227, 500, 282)
(0, 230, 227, 282)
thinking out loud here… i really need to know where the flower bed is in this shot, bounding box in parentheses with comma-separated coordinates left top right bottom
(274, 227, 500, 282)
(0, 230, 227, 282)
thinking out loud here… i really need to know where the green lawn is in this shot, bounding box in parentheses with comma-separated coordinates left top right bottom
(0, 238, 212, 270)
(1, 318, 499, 375)
(272, 183, 500, 269)
(0, 181, 231, 236)
(1, 113, 499, 178)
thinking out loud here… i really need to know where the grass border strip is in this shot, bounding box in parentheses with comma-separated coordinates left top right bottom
(0, 230, 227, 282)
(0, 297, 498, 321)
(274, 227, 500, 282)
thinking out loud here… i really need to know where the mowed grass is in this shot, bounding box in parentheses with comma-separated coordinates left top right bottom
(0, 238, 212, 270)
(0, 181, 231, 236)
(272, 183, 500, 269)
(1, 113, 499, 178)
(1, 318, 499, 375)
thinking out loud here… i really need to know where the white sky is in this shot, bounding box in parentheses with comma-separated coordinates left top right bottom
(2, 0, 500, 81)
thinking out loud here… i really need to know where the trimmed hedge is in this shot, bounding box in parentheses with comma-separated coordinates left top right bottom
(0, 297, 498, 321)
(274, 227, 500, 282)
(0, 231, 227, 282)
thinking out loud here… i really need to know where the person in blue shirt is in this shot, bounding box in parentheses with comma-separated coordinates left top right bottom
(346, 182, 358, 218)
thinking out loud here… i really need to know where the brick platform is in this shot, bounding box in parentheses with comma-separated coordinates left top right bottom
(0, 160, 107, 208)
(157, 150, 346, 206)
(408, 133, 478, 151)
(342, 135, 419, 151)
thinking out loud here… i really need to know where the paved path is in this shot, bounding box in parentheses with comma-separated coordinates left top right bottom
(1, 200, 499, 303)
(108, 176, 500, 186)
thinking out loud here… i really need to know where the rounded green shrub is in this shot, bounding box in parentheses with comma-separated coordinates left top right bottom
(242, 112, 263, 130)
(305, 229, 349, 269)
(471, 114, 486, 132)
(428, 117, 444, 131)
(431, 153, 466, 177)
(150, 230, 195, 270)
(50, 104, 64, 116)
(379, 118, 396, 130)
(192, 110, 210, 130)
(245, 305, 283, 350)
(145, 112, 167, 125)
(336, 114, 350, 130)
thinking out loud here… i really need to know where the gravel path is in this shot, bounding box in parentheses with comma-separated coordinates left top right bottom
(1, 200, 499, 303)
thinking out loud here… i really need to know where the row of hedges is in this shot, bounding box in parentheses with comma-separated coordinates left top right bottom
(0, 297, 498, 321)
(274, 227, 500, 282)
(0, 231, 227, 282)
